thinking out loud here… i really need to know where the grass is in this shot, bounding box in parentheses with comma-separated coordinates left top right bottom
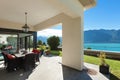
(49, 50, 120, 80)
(50, 50, 62, 56)
(84, 55, 120, 80)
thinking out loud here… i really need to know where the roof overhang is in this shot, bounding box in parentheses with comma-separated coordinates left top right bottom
(79, 0, 96, 10)
(0, 0, 96, 31)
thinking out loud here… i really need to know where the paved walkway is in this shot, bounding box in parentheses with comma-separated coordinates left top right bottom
(0, 55, 109, 80)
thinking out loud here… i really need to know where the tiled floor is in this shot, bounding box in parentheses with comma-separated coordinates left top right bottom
(0, 55, 109, 80)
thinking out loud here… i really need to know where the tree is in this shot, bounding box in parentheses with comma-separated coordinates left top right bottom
(43, 42, 46, 46)
(37, 40, 42, 45)
(47, 36, 60, 50)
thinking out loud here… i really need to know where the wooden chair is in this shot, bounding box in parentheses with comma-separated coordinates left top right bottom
(32, 49, 41, 62)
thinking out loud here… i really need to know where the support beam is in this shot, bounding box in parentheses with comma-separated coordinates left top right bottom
(33, 32, 37, 49)
(46, 0, 84, 18)
(34, 13, 84, 70)
(17, 34, 20, 53)
(25, 37, 28, 50)
(34, 13, 77, 31)
(62, 17, 84, 70)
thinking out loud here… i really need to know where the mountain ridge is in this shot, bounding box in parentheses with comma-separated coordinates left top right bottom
(37, 29, 120, 43)
(84, 29, 120, 43)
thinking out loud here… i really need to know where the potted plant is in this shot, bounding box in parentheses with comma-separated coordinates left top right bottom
(45, 50, 50, 55)
(99, 52, 110, 74)
(45, 47, 50, 55)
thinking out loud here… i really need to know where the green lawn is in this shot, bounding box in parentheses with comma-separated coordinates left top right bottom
(84, 55, 120, 80)
(50, 50, 62, 56)
(50, 50, 120, 80)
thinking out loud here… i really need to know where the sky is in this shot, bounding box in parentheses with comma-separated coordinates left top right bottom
(37, 28, 62, 37)
(84, 0, 120, 30)
(37, 0, 120, 36)
(37, 24, 62, 37)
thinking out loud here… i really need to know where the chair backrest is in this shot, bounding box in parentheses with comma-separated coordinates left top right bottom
(2, 52, 18, 71)
(24, 53, 36, 65)
(1, 52, 16, 62)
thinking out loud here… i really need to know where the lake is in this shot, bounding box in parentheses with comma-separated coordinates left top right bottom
(84, 43, 120, 52)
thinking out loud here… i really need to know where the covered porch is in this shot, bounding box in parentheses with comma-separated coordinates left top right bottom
(0, 0, 96, 71)
(0, 55, 109, 80)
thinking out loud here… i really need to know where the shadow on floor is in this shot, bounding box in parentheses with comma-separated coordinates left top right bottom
(43, 54, 57, 57)
(0, 67, 33, 80)
(62, 65, 92, 80)
(110, 73, 120, 80)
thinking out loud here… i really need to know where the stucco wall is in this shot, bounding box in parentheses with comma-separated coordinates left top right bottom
(34, 13, 84, 70)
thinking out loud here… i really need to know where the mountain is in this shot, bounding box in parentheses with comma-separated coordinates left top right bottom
(84, 29, 120, 43)
(37, 29, 120, 44)
(37, 36, 48, 43)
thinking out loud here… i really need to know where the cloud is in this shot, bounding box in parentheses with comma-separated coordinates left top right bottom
(37, 29, 62, 37)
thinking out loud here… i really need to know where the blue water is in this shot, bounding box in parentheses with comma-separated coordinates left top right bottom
(84, 43, 120, 52)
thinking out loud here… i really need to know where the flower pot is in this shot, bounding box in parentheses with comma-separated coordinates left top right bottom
(45, 51, 50, 55)
(99, 65, 110, 74)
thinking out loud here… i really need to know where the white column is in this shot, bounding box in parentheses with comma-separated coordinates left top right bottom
(62, 17, 84, 70)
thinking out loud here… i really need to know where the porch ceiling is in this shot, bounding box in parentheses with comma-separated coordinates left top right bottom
(0, 0, 96, 30)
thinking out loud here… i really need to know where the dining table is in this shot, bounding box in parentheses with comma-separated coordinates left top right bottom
(14, 53, 25, 58)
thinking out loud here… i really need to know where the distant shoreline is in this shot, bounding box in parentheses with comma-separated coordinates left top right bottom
(84, 43, 120, 52)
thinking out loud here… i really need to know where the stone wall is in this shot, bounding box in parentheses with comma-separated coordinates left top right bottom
(84, 49, 120, 60)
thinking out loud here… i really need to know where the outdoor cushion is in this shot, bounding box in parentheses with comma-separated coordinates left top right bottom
(32, 49, 40, 54)
(7, 54, 16, 59)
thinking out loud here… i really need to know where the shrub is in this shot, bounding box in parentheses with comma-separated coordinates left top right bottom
(50, 50, 62, 56)
(99, 52, 107, 66)
(47, 36, 60, 50)
(37, 40, 42, 45)
(87, 47, 92, 49)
